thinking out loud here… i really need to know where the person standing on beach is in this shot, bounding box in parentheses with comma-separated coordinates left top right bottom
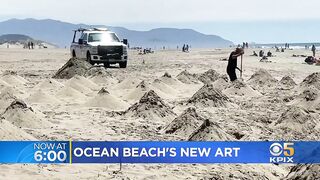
(312, 45, 316, 57)
(227, 48, 244, 82)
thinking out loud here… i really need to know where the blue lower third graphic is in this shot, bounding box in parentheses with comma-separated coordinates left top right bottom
(0, 141, 319, 164)
(0, 141, 70, 163)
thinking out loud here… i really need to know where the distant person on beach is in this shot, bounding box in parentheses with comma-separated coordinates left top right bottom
(259, 50, 264, 57)
(305, 56, 317, 65)
(260, 56, 269, 62)
(227, 48, 244, 82)
(312, 45, 316, 57)
(31, 42, 34, 49)
(251, 51, 258, 56)
(267, 51, 272, 57)
(182, 44, 185, 52)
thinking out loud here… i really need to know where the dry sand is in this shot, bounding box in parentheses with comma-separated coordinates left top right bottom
(0, 47, 319, 179)
(164, 107, 205, 139)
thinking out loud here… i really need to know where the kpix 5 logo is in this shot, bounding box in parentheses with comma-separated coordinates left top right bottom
(269, 142, 294, 163)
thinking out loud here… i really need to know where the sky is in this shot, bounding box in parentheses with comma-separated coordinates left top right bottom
(1, 0, 320, 43)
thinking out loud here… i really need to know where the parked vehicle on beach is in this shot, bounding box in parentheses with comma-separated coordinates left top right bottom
(70, 28, 128, 68)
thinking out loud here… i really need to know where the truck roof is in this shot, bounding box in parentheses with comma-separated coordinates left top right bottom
(73, 27, 112, 33)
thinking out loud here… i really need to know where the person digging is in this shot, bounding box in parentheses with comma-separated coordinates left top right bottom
(227, 48, 244, 82)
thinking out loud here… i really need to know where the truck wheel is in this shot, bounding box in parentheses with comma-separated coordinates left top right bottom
(86, 52, 94, 65)
(104, 63, 110, 68)
(72, 50, 76, 58)
(119, 61, 127, 68)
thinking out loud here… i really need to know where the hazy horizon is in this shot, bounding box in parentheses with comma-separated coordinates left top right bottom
(1, 0, 320, 44)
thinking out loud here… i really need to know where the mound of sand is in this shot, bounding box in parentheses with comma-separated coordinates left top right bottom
(159, 72, 184, 87)
(33, 79, 64, 90)
(0, 100, 49, 128)
(64, 81, 92, 94)
(85, 67, 117, 85)
(0, 88, 17, 112)
(26, 89, 61, 104)
(151, 79, 179, 95)
(198, 69, 221, 84)
(247, 69, 278, 88)
(53, 58, 92, 79)
(212, 75, 229, 91)
(223, 80, 261, 97)
(274, 106, 319, 133)
(164, 107, 205, 136)
(125, 80, 173, 102)
(187, 84, 232, 107)
(64, 75, 99, 94)
(176, 70, 200, 84)
(114, 77, 140, 90)
(289, 87, 320, 111)
(125, 90, 176, 120)
(85, 66, 112, 77)
(0, 79, 10, 89)
(284, 164, 320, 180)
(299, 72, 320, 90)
(136, 80, 148, 90)
(124, 81, 150, 101)
(278, 76, 296, 90)
(85, 88, 128, 110)
(0, 86, 25, 98)
(56, 86, 86, 100)
(0, 90, 16, 101)
(70, 75, 100, 90)
(0, 120, 35, 140)
(1, 71, 28, 86)
(188, 119, 233, 141)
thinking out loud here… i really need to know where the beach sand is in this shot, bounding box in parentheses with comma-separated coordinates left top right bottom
(0, 47, 319, 179)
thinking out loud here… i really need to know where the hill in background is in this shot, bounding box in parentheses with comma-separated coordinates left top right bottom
(0, 34, 33, 42)
(0, 18, 233, 48)
(0, 33, 57, 48)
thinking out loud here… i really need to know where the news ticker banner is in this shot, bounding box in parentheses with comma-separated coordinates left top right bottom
(0, 141, 319, 164)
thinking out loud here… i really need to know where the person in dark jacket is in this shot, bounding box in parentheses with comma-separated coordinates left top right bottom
(312, 45, 316, 57)
(227, 48, 244, 81)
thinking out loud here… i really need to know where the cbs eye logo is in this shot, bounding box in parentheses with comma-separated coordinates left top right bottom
(269, 142, 294, 163)
(269, 143, 283, 156)
(269, 143, 294, 156)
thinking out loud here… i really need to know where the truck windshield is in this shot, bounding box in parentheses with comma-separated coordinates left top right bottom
(88, 33, 120, 43)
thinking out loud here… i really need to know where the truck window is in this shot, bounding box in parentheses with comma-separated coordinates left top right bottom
(81, 33, 88, 41)
(72, 31, 82, 43)
(88, 33, 120, 43)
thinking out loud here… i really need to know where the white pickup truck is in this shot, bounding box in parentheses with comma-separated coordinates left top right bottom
(70, 28, 128, 68)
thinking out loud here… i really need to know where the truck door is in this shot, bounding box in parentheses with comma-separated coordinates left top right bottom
(72, 31, 82, 58)
(79, 33, 88, 58)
